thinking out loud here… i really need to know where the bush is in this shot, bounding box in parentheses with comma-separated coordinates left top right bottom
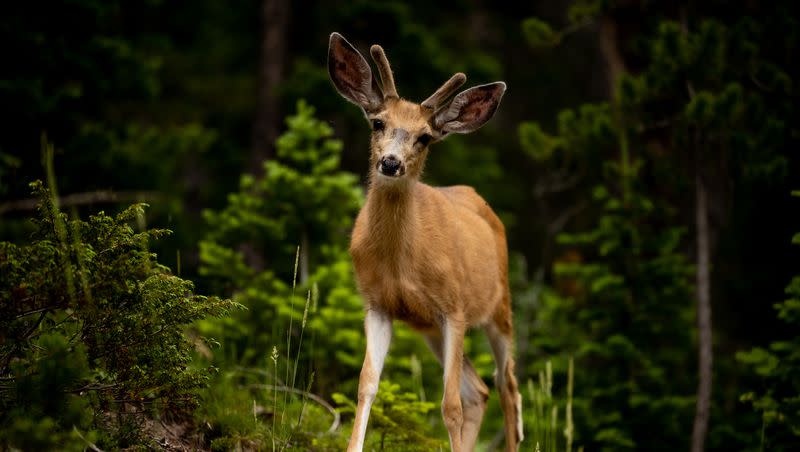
(0, 181, 236, 450)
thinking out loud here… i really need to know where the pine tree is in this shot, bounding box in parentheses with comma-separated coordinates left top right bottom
(521, 102, 696, 449)
(198, 101, 365, 390)
(521, 1, 799, 449)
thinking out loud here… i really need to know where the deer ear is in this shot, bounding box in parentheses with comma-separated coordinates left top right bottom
(433, 82, 506, 135)
(328, 32, 383, 113)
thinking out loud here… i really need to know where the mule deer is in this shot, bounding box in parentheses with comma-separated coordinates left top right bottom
(328, 32, 522, 452)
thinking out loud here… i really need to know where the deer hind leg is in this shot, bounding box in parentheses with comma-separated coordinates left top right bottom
(459, 357, 490, 450)
(425, 331, 490, 451)
(439, 318, 471, 451)
(486, 309, 523, 452)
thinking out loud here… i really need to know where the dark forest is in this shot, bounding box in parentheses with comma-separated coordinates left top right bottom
(1, 1, 798, 450)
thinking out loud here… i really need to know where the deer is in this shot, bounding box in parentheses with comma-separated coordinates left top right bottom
(327, 32, 523, 452)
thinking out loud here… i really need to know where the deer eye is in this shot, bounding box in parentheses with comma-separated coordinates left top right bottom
(417, 133, 432, 147)
(371, 119, 385, 132)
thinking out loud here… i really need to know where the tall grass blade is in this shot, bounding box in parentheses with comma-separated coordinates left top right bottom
(283, 245, 301, 429)
(565, 356, 574, 452)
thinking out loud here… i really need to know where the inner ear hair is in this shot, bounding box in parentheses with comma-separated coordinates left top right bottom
(328, 32, 383, 112)
(433, 82, 506, 135)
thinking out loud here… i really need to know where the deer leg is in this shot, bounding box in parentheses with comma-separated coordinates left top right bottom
(347, 309, 392, 452)
(425, 332, 489, 452)
(486, 314, 523, 452)
(441, 318, 467, 452)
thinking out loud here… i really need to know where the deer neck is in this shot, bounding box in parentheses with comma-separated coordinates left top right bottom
(363, 178, 419, 256)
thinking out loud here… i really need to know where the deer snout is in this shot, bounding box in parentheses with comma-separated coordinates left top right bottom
(378, 154, 404, 177)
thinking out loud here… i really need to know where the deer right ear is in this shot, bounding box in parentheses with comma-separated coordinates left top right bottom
(328, 32, 383, 113)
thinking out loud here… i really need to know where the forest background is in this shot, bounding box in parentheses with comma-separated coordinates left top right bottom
(1, 0, 798, 450)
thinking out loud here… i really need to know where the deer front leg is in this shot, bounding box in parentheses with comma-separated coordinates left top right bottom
(442, 317, 467, 451)
(347, 309, 392, 452)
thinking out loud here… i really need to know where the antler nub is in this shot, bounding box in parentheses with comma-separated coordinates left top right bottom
(421, 72, 467, 110)
(370, 45, 398, 99)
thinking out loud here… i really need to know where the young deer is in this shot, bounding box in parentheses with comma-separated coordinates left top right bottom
(328, 33, 522, 452)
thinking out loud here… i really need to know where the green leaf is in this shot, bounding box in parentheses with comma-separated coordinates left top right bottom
(519, 121, 560, 161)
(522, 18, 558, 48)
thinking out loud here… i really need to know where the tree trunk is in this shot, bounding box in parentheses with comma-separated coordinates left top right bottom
(598, 16, 626, 98)
(691, 162, 713, 452)
(250, 0, 289, 176)
(682, 7, 713, 449)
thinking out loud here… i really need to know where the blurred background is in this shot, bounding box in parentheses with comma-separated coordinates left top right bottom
(1, 0, 798, 450)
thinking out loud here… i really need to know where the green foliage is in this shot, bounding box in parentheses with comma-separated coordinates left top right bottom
(521, 2, 800, 449)
(522, 18, 558, 49)
(519, 122, 560, 162)
(0, 181, 236, 450)
(552, 156, 696, 450)
(520, 11, 700, 450)
(198, 100, 365, 387)
(194, 270, 341, 451)
(1, 332, 95, 451)
(200, 100, 362, 280)
(737, 191, 800, 449)
(566, 1, 602, 25)
(522, 0, 602, 49)
(524, 359, 575, 452)
(0, 0, 241, 276)
(622, 15, 791, 181)
(196, 371, 272, 451)
(196, 368, 346, 451)
(518, 103, 614, 188)
(333, 380, 446, 451)
(2, 1, 798, 449)
(72, 122, 219, 192)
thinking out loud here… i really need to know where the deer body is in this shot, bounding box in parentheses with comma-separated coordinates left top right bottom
(352, 181, 507, 332)
(328, 33, 522, 452)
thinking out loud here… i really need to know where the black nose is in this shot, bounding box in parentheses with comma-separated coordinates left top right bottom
(380, 155, 401, 175)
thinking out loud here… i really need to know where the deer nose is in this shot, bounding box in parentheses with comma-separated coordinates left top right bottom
(379, 155, 403, 176)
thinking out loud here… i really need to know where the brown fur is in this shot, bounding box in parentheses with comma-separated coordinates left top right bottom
(329, 33, 521, 451)
(350, 99, 511, 332)
(349, 100, 519, 451)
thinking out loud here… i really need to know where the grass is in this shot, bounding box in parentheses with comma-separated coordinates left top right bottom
(21, 140, 583, 451)
(197, 246, 332, 451)
(523, 357, 576, 452)
(193, 245, 581, 451)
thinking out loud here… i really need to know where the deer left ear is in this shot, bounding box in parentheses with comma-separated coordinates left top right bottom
(433, 82, 506, 136)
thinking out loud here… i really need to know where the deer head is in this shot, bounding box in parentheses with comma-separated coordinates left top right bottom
(328, 32, 506, 185)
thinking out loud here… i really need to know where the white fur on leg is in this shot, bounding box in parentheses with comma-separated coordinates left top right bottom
(516, 392, 524, 443)
(350, 398, 374, 451)
(347, 309, 392, 452)
(365, 309, 392, 373)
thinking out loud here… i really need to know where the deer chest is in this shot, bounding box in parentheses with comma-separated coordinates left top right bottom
(352, 256, 450, 331)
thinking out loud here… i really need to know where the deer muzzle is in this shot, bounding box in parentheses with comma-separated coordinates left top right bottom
(378, 154, 404, 177)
